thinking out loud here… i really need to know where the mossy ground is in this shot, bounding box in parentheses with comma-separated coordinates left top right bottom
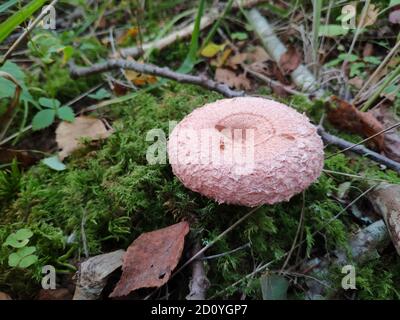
(1, 83, 400, 299)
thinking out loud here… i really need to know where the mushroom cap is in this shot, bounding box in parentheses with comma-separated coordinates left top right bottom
(168, 97, 324, 207)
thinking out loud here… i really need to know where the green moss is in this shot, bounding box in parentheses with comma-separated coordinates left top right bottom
(0, 83, 398, 299)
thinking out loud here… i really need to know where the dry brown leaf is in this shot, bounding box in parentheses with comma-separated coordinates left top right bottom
(56, 116, 113, 160)
(125, 70, 157, 86)
(117, 27, 139, 45)
(0, 292, 12, 300)
(279, 46, 302, 75)
(327, 96, 384, 150)
(348, 77, 364, 89)
(368, 183, 400, 256)
(370, 103, 400, 162)
(211, 48, 233, 68)
(110, 222, 190, 297)
(361, 4, 379, 27)
(227, 53, 248, 69)
(247, 46, 270, 64)
(215, 68, 251, 90)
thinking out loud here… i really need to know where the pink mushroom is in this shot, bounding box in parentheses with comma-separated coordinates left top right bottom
(168, 97, 324, 207)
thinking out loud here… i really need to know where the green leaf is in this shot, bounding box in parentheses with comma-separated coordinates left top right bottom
(62, 46, 74, 64)
(318, 24, 349, 37)
(32, 109, 56, 130)
(18, 254, 38, 268)
(350, 62, 365, 77)
(8, 252, 20, 267)
(42, 156, 66, 171)
(0, 0, 19, 14)
(4, 234, 29, 248)
(338, 53, 358, 62)
(364, 56, 381, 65)
(39, 98, 61, 109)
(0, 0, 47, 44)
(17, 246, 36, 257)
(88, 88, 112, 100)
(15, 228, 33, 240)
(0, 78, 16, 99)
(260, 274, 289, 300)
(57, 106, 75, 122)
(231, 32, 248, 41)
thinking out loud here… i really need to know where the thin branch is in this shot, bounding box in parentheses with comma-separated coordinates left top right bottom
(186, 240, 210, 300)
(69, 59, 244, 98)
(318, 127, 400, 173)
(325, 121, 400, 159)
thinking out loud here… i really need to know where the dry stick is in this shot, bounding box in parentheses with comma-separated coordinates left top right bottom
(1, 0, 59, 64)
(318, 127, 400, 173)
(279, 191, 305, 274)
(325, 121, 400, 159)
(210, 185, 377, 299)
(186, 241, 210, 300)
(69, 59, 244, 98)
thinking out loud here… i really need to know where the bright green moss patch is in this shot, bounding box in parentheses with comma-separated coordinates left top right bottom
(0, 83, 398, 299)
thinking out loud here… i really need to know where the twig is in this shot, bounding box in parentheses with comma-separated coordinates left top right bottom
(325, 121, 400, 159)
(69, 59, 244, 98)
(279, 191, 305, 274)
(1, 0, 59, 64)
(318, 127, 400, 173)
(186, 241, 210, 300)
(201, 242, 251, 260)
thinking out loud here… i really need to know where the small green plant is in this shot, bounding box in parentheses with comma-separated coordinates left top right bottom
(32, 98, 75, 130)
(3, 229, 38, 269)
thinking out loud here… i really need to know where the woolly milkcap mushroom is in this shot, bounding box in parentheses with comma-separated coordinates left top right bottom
(168, 97, 324, 207)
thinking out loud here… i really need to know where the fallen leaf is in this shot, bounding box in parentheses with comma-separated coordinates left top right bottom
(279, 46, 302, 75)
(0, 148, 38, 167)
(110, 222, 189, 297)
(327, 96, 384, 150)
(56, 116, 113, 160)
(215, 68, 251, 90)
(389, 9, 400, 24)
(348, 77, 364, 89)
(0, 292, 12, 300)
(370, 103, 400, 162)
(200, 42, 226, 58)
(117, 27, 139, 45)
(361, 4, 379, 27)
(247, 46, 270, 64)
(211, 48, 232, 68)
(368, 183, 400, 256)
(125, 70, 157, 86)
(227, 53, 248, 69)
(73, 250, 124, 300)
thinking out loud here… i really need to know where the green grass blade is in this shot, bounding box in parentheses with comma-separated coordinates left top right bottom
(0, 0, 19, 14)
(177, 0, 206, 74)
(0, 0, 47, 44)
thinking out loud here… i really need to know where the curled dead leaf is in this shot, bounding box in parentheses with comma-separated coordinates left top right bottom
(56, 116, 113, 160)
(110, 221, 190, 298)
(279, 46, 302, 75)
(215, 68, 251, 90)
(0, 292, 12, 300)
(327, 96, 384, 150)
